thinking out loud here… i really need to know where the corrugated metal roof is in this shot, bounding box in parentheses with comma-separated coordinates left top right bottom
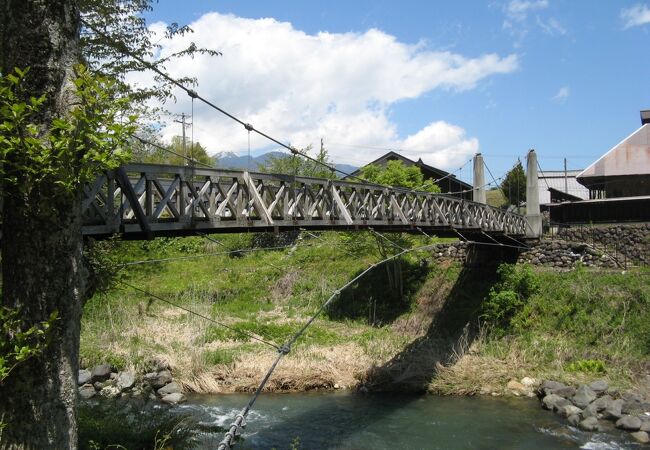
(578, 123, 650, 180)
(538, 170, 589, 204)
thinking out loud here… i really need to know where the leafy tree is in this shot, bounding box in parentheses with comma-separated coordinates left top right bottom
(258, 144, 335, 178)
(132, 135, 213, 166)
(0, 0, 214, 447)
(360, 160, 441, 192)
(80, 0, 221, 111)
(501, 160, 526, 207)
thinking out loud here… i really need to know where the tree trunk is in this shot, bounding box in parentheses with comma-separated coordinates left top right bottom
(0, 1, 82, 449)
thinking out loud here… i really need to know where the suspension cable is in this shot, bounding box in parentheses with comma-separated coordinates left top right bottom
(217, 235, 441, 450)
(131, 134, 215, 169)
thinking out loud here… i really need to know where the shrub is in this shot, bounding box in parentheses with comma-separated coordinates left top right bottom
(482, 264, 539, 334)
(566, 359, 606, 374)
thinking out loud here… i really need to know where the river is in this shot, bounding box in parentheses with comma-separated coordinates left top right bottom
(154, 392, 640, 449)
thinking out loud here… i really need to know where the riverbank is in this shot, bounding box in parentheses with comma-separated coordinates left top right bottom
(81, 232, 650, 398)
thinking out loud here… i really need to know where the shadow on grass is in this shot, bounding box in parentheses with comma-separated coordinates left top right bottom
(326, 258, 429, 325)
(248, 258, 505, 449)
(363, 264, 500, 392)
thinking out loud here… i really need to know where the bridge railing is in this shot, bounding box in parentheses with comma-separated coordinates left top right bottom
(81, 163, 528, 237)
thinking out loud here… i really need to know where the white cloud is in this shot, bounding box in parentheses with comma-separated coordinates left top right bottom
(552, 86, 570, 102)
(536, 16, 567, 35)
(504, 0, 549, 22)
(130, 12, 518, 169)
(621, 4, 650, 29)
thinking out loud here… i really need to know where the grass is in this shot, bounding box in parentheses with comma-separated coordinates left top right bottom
(82, 232, 650, 396)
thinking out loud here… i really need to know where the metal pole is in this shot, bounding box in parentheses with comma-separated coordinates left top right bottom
(564, 157, 568, 193)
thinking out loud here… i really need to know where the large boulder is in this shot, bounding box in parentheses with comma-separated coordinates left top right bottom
(540, 380, 566, 396)
(588, 380, 608, 394)
(144, 370, 173, 389)
(78, 369, 91, 386)
(116, 371, 136, 391)
(90, 364, 112, 383)
(579, 417, 599, 432)
(552, 387, 576, 399)
(560, 405, 583, 418)
(631, 431, 650, 444)
(592, 394, 613, 412)
(603, 399, 624, 420)
(161, 393, 186, 405)
(99, 385, 121, 399)
(78, 385, 96, 400)
(615, 415, 642, 431)
(572, 385, 597, 408)
(157, 381, 182, 396)
(542, 394, 571, 411)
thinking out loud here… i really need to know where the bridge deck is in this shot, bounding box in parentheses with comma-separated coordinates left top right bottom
(81, 163, 528, 239)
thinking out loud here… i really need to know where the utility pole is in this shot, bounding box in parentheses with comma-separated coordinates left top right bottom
(564, 157, 568, 193)
(174, 113, 190, 164)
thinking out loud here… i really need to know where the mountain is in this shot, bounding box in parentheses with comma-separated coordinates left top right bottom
(213, 151, 358, 176)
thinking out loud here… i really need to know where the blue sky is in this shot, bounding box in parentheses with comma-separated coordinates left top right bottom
(141, 1, 650, 181)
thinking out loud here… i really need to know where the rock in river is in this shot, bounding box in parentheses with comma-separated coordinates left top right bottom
(161, 393, 186, 405)
(117, 371, 135, 391)
(91, 364, 112, 383)
(157, 381, 182, 396)
(78, 369, 91, 386)
(615, 415, 641, 431)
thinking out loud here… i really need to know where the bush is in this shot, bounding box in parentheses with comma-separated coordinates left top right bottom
(566, 359, 606, 374)
(482, 264, 539, 334)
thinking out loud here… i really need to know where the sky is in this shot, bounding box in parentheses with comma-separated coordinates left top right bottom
(136, 0, 650, 182)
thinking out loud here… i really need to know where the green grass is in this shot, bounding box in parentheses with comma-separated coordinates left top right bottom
(82, 232, 650, 393)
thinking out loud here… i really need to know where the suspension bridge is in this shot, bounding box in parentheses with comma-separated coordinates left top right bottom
(81, 161, 530, 239)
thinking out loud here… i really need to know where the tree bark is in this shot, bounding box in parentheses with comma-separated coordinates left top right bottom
(0, 1, 82, 449)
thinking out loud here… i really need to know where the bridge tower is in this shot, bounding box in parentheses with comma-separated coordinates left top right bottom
(526, 149, 542, 238)
(473, 153, 486, 204)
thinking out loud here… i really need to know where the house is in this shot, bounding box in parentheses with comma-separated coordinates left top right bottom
(548, 111, 650, 223)
(538, 169, 589, 205)
(576, 110, 650, 198)
(345, 151, 473, 200)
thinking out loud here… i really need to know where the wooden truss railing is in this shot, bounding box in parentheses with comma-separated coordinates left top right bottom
(81, 163, 528, 237)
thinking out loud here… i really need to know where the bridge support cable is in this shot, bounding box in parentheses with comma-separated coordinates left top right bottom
(500, 233, 530, 250)
(451, 228, 529, 251)
(368, 228, 407, 251)
(217, 237, 442, 450)
(483, 160, 509, 205)
(118, 281, 281, 349)
(131, 134, 215, 169)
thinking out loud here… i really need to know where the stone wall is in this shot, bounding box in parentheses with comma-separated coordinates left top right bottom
(552, 223, 650, 266)
(428, 242, 468, 263)
(517, 240, 618, 269)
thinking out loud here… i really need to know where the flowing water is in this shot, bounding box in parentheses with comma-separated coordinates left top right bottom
(158, 392, 641, 450)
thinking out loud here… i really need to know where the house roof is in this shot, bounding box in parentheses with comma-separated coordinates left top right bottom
(345, 151, 472, 190)
(577, 123, 650, 183)
(538, 169, 589, 204)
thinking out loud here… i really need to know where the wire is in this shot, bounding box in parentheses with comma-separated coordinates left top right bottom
(369, 228, 407, 251)
(217, 235, 441, 449)
(119, 281, 280, 349)
(79, 18, 476, 197)
(131, 134, 214, 169)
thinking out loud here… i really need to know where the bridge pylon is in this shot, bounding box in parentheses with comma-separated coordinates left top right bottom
(472, 153, 486, 204)
(526, 149, 542, 238)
